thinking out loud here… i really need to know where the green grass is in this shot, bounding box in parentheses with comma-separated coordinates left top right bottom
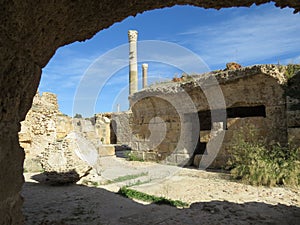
(125, 179, 152, 187)
(118, 187, 188, 208)
(112, 172, 148, 182)
(126, 151, 144, 162)
(104, 172, 149, 185)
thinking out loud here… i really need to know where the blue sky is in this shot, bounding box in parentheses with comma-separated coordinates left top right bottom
(39, 3, 300, 117)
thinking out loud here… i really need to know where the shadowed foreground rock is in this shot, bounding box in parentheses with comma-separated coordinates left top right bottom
(31, 170, 89, 186)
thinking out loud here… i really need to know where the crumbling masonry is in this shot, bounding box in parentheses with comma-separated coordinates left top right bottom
(114, 65, 300, 168)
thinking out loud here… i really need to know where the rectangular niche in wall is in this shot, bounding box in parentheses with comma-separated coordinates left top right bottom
(198, 105, 265, 131)
(227, 105, 266, 118)
(198, 110, 212, 131)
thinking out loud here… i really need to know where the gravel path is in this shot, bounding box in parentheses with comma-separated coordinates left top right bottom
(22, 157, 300, 225)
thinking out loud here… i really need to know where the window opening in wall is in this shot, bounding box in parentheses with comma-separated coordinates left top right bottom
(227, 105, 266, 118)
(198, 105, 266, 131)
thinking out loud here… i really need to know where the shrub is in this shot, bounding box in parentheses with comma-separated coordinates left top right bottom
(284, 64, 300, 80)
(227, 131, 300, 187)
(74, 113, 83, 118)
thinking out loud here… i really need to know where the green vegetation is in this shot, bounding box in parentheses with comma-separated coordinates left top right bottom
(284, 64, 300, 110)
(74, 113, 83, 118)
(110, 172, 148, 183)
(125, 179, 152, 187)
(126, 151, 144, 162)
(227, 129, 300, 187)
(284, 64, 300, 80)
(118, 187, 188, 208)
(103, 172, 149, 185)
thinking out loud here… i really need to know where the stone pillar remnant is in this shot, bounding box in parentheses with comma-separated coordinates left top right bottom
(142, 63, 148, 89)
(128, 30, 138, 96)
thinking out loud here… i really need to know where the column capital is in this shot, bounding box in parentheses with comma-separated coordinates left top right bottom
(128, 30, 138, 42)
(142, 63, 148, 69)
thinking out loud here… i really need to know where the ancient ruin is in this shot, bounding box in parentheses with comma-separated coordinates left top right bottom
(128, 30, 139, 96)
(19, 92, 113, 182)
(1, 1, 300, 224)
(142, 63, 149, 89)
(114, 64, 300, 168)
(20, 64, 300, 173)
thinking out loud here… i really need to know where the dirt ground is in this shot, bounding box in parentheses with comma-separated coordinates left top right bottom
(22, 157, 300, 225)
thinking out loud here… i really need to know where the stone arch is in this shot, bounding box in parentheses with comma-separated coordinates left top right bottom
(0, 1, 299, 223)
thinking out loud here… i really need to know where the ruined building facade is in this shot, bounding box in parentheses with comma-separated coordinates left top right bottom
(114, 65, 300, 168)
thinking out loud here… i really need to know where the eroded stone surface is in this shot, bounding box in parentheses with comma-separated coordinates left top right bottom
(19, 93, 112, 184)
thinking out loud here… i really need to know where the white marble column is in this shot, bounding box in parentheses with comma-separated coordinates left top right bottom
(142, 63, 148, 89)
(128, 30, 138, 95)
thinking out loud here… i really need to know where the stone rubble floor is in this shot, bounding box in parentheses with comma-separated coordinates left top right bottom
(22, 157, 300, 225)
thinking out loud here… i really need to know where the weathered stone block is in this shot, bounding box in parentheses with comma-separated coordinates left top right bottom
(98, 145, 115, 157)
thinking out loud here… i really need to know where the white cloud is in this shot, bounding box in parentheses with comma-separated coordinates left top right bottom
(177, 6, 300, 68)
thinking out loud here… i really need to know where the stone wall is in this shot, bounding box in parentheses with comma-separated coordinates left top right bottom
(19, 92, 59, 172)
(129, 65, 293, 168)
(286, 71, 300, 146)
(1, 1, 299, 223)
(19, 92, 112, 173)
(111, 112, 133, 146)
